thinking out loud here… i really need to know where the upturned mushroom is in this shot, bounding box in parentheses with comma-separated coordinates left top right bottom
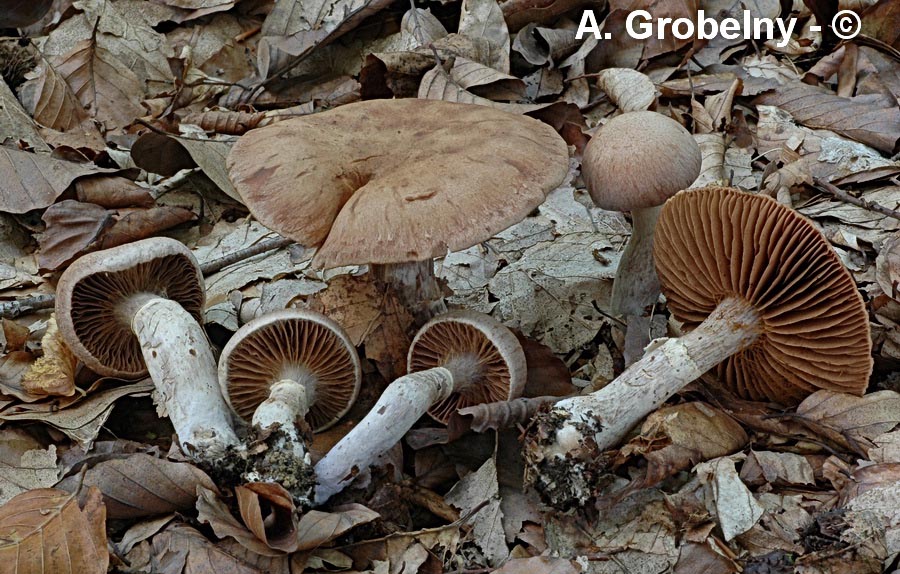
(582, 111, 701, 363)
(56, 237, 240, 461)
(314, 310, 526, 504)
(226, 98, 570, 325)
(218, 309, 361, 504)
(525, 186, 873, 508)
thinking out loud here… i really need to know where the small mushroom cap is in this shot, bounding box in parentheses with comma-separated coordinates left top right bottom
(407, 310, 526, 424)
(219, 309, 361, 432)
(582, 111, 701, 212)
(226, 99, 570, 269)
(654, 186, 873, 403)
(55, 237, 204, 379)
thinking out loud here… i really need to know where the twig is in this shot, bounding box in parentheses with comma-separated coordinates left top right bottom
(0, 293, 55, 319)
(0, 237, 294, 319)
(813, 178, 900, 223)
(199, 236, 293, 275)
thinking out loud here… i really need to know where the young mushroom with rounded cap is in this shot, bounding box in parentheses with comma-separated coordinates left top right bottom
(582, 111, 701, 364)
(219, 309, 361, 505)
(314, 310, 526, 504)
(55, 237, 240, 462)
(226, 99, 570, 329)
(525, 186, 873, 509)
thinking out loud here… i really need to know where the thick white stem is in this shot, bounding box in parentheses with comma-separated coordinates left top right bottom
(611, 206, 662, 366)
(535, 297, 760, 460)
(251, 379, 311, 462)
(132, 298, 240, 461)
(610, 206, 661, 316)
(314, 367, 455, 504)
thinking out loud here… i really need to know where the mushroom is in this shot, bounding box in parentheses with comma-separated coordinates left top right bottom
(314, 310, 526, 504)
(226, 98, 570, 325)
(582, 111, 701, 364)
(525, 186, 873, 508)
(218, 309, 361, 503)
(55, 237, 240, 461)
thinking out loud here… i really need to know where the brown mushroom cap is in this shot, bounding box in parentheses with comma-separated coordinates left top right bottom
(407, 310, 527, 423)
(55, 237, 205, 379)
(654, 186, 873, 403)
(226, 99, 570, 269)
(582, 111, 701, 212)
(219, 309, 361, 431)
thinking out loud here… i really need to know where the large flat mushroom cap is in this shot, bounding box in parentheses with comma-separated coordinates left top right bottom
(219, 309, 361, 432)
(407, 310, 526, 424)
(582, 111, 701, 212)
(654, 186, 873, 403)
(55, 237, 205, 379)
(226, 99, 570, 269)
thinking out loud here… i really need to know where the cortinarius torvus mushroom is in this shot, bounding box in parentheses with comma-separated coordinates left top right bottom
(218, 309, 361, 503)
(226, 99, 570, 323)
(314, 310, 526, 504)
(526, 186, 873, 508)
(582, 111, 701, 363)
(56, 237, 240, 460)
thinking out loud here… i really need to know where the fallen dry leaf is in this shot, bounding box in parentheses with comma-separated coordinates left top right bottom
(0, 429, 58, 505)
(616, 402, 749, 487)
(235, 483, 299, 553)
(796, 390, 900, 449)
(755, 83, 900, 154)
(595, 68, 657, 112)
(0, 487, 108, 574)
(0, 147, 109, 213)
(294, 503, 381, 551)
(695, 456, 764, 541)
(445, 456, 508, 566)
(37, 200, 112, 271)
(55, 453, 217, 520)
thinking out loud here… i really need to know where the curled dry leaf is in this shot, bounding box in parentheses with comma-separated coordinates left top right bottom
(21, 315, 77, 397)
(196, 485, 280, 556)
(235, 483, 299, 553)
(595, 68, 657, 112)
(0, 487, 108, 574)
(616, 402, 749, 487)
(74, 176, 154, 209)
(838, 463, 900, 506)
(98, 206, 197, 250)
(55, 453, 217, 520)
(456, 396, 560, 434)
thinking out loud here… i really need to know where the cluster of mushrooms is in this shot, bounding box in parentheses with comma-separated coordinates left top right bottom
(52, 98, 873, 511)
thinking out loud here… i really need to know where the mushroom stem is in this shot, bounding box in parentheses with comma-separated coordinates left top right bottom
(525, 296, 760, 507)
(131, 297, 240, 461)
(610, 206, 662, 365)
(251, 378, 311, 460)
(371, 261, 446, 325)
(314, 367, 455, 504)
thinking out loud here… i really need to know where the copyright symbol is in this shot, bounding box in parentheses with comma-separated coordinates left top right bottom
(831, 10, 861, 40)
